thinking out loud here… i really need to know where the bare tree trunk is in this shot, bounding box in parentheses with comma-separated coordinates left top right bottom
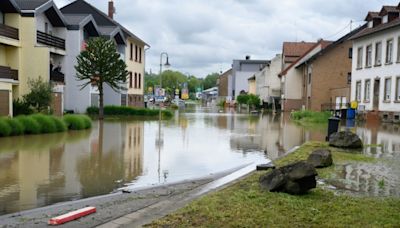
(99, 84, 104, 120)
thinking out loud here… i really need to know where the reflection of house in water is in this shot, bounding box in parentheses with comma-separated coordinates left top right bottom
(124, 122, 144, 179)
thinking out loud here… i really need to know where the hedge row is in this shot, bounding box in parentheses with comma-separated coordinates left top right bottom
(0, 114, 92, 137)
(87, 106, 173, 118)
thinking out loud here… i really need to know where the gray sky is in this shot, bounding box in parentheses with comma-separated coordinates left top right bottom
(54, 0, 399, 77)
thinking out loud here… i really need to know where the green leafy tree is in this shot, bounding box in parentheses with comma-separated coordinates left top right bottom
(75, 37, 128, 119)
(187, 75, 201, 93)
(23, 77, 53, 113)
(203, 73, 219, 90)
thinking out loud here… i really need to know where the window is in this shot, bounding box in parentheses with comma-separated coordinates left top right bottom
(0, 11, 4, 24)
(384, 77, 392, 101)
(138, 73, 141, 89)
(45, 22, 49, 34)
(356, 81, 362, 102)
(130, 43, 133, 60)
(129, 72, 133, 88)
(397, 37, 400, 62)
(135, 45, 138, 61)
(348, 48, 353, 59)
(364, 79, 370, 101)
(386, 39, 393, 64)
(396, 77, 400, 101)
(375, 42, 382, 66)
(134, 73, 138, 88)
(357, 47, 363, 68)
(366, 45, 372, 67)
(139, 47, 142, 63)
(347, 72, 352, 84)
(308, 73, 311, 84)
(383, 15, 388, 23)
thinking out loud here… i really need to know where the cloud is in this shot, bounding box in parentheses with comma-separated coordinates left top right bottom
(54, 0, 399, 77)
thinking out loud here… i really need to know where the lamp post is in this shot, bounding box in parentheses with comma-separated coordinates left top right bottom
(158, 52, 170, 183)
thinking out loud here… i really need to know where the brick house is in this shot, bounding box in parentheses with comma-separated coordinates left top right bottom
(218, 68, 232, 98)
(296, 26, 365, 111)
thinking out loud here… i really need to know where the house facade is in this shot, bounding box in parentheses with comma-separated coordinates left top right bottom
(61, 0, 149, 112)
(218, 68, 232, 99)
(231, 56, 268, 99)
(351, 4, 400, 121)
(297, 28, 364, 111)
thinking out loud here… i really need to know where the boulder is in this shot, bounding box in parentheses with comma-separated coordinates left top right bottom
(329, 131, 363, 149)
(259, 161, 317, 195)
(307, 149, 333, 168)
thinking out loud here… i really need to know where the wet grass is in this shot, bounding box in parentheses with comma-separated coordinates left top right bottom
(291, 110, 331, 123)
(147, 142, 400, 227)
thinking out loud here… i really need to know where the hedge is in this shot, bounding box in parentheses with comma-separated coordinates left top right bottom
(87, 106, 173, 118)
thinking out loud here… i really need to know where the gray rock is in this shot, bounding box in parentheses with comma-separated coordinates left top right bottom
(307, 149, 333, 168)
(259, 161, 317, 195)
(329, 131, 363, 149)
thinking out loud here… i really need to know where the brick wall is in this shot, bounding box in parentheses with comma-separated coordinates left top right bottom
(218, 70, 231, 97)
(307, 40, 352, 111)
(283, 99, 303, 111)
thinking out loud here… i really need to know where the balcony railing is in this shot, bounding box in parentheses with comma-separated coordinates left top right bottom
(37, 31, 65, 50)
(0, 65, 18, 81)
(0, 23, 19, 40)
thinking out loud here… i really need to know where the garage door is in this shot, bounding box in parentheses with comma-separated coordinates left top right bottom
(0, 90, 10, 116)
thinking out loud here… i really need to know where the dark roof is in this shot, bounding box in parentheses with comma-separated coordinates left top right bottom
(365, 12, 380, 21)
(63, 14, 99, 35)
(0, 0, 20, 13)
(248, 75, 256, 80)
(61, 0, 148, 46)
(351, 18, 400, 40)
(379, 5, 399, 16)
(302, 25, 367, 64)
(14, 0, 49, 10)
(64, 14, 90, 26)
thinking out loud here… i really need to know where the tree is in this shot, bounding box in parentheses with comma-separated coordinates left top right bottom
(23, 77, 53, 113)
(75, 37, 128, 119)
(203, 73, 219, 90)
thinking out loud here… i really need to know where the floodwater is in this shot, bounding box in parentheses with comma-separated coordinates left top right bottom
(0, 105, 398, 215)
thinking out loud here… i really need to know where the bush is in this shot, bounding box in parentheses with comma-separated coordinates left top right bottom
(16, 116, 41, 134)
(86, 105, 173, 118)
(5, 118, 25, 136)
(13, 99, 34, 116)
(86, 106, 98, 115)
(49, 116, 67, 132)
(23, 77, 53, 113)
(0, 118, 12, 137)
(236, 94, 261, 109)
(291, 110, 331, 123)
(236, 94, 249, 105)
(63, 115, 86, 130)
(80, 115, 92, 129)
(31, 114, 57, 133)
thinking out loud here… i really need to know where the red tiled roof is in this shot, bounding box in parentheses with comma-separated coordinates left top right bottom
(379, 5, 399, 16)
(351, 18, 400, 40)
(279, 40, 332, 76)
(365, 11, 380, 21)
(282, 41, 316, 64)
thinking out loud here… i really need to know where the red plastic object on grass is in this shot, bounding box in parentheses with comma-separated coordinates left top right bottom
(48, 207, 96, 225)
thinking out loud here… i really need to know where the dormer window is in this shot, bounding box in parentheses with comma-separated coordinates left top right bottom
(368, 21, 373, 28)
(383, 15, 389, 23)
(0, 11, 3, 24)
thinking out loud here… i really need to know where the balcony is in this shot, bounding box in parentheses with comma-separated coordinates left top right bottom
(50, 70, 64, 83)
(0, 65, 18, 81)
(0, 23, 18, 40)
(37, 31, 65, 50)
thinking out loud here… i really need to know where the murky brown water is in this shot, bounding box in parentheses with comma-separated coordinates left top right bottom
(0, 106, 399, 215)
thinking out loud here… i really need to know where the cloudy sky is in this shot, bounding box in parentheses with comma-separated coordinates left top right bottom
(54, 0, 399, 77)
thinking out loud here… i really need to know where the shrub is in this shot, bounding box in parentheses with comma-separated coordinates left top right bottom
(63, 115, 85, 130)
(86, 105, 173, 119)
(31, 114, 57, 133)
(0, 118, 12, 137)
(291, 110, 331, 123)
(236, 94, 249, 105)
(49, 116, 67, 132)
(13, 99, 33, 116)
(16, 116, 41, 134)
(86, 106, 99, 115)
(23, 77, 53, 113)
(5, 118, 25, 136)
(80, 115, 92, 129)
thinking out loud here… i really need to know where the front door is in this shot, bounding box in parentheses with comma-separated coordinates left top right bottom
(373, 79, 380, 111)
(0, 90, 9, 116)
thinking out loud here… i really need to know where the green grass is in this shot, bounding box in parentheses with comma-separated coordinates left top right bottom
(15, 116, 41, 135)
(87, 106, 173, 119)
(5, 118, 25, 136)
(291, 110, 331, 123)
(147, 142, 398, 227)
(0, 118, 12, 137)
(31, 114, 57, 134)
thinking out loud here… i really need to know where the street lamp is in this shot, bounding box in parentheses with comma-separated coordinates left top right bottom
(158, 52, 170, 183)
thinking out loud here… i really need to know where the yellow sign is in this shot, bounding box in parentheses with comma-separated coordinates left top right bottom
(148, 87, 153, 92)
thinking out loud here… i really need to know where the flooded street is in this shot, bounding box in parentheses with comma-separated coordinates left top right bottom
(0, 105, 399, 215)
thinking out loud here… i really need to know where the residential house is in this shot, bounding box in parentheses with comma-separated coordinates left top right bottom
(248, 75, 256, 95)
(217, 68, 232, 101)
(61, 0, 149, 112)
(63, 14, 100, 113)
(296, 26, 365, 111)
(279, 40, 331, 111)
(231, 56, 268, 99)
(253, 54, 282, 107)
(350, 4, 400, 122)
(0, 0, 20, 116)
(8, 0, 68, 116)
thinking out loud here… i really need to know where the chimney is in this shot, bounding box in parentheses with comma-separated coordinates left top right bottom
(108, 0, 115, 19)
(245, 55, 250, 60)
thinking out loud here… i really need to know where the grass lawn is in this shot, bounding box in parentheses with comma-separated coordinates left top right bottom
(146, 142, 400, 227)
(291, 110, 331, 124)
